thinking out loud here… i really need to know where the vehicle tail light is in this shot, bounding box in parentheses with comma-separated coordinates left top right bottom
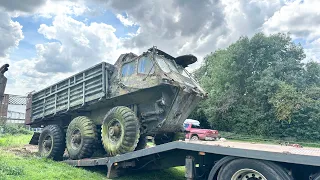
(211, 130, 218, 134)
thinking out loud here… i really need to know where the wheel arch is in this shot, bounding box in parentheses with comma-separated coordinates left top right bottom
(207, 156, 239, 180)
(208, 157, 293, 180)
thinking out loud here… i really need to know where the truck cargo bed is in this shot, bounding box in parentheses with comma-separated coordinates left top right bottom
(30, 62, 112, 122)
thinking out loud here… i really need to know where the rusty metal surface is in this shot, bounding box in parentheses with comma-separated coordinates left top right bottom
(0, 64, 9, 105)
(0, 94, 9, 118)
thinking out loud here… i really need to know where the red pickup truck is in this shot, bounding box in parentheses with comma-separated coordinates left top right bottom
(183, 122, 219, 141)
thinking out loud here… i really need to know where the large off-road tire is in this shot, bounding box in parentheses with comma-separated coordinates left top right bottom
(66, 116, 97, 159)
(101, 106, 140, 156)
(38, 125, 65, 160)
(135, 136, 148, 150)
(154, 133, 175, 145)
(217, 158, 292, 180)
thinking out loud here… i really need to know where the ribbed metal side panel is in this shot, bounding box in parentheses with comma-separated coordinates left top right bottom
(31, 63, 108, 121)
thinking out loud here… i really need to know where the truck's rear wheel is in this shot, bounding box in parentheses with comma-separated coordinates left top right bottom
(217, 158, 292, 180)
(66, 116, 97, 159)
(101, 106, 140, 156)
(38, 125, 65, 160)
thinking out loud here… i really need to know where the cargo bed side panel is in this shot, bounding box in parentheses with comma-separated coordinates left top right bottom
(31, 62, 110, 122)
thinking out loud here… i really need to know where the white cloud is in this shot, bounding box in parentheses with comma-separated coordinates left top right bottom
(116, 13, 135, 26)
(263, 0, 320, 62)
(34, 0, 89, 18)
(0, 0, 47, 13)
(35, 15, 136, 73)
(4, 58, 74, 95)
(103, 0, 285, 66)
(3, 0, 320, 96)
(5, 15, 139, 95)
(0, 11, 24, 57)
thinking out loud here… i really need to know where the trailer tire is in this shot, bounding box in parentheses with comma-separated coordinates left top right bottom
(66, 116, 97, 159)
(101, 106, 140, 156)
(135, 136, 148, 150)
(38, 125, 65, 161)
(217, 158, 291, 180)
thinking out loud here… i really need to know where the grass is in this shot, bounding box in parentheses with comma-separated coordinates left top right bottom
(0, 134, 185, 180)
(0, 134, 32, 147)
(0, 151, 185, 180)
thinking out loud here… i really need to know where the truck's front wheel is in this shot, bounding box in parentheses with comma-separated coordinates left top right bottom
(101, 106, 140, 156)
(38, 125, 65, 160)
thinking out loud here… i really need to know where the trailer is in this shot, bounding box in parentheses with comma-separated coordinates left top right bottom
(64, 139, 320, 180)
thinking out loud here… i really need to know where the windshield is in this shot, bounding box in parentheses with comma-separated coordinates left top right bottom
(155, 56, 179, 73)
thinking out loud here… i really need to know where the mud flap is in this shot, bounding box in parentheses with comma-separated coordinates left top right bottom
(29, 132, 40, 145)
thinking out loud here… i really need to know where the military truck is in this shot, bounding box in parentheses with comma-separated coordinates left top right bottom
(0, 64, 9, 104)
(27, 47, 206, 160)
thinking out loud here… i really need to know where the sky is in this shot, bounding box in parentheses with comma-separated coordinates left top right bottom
(1, 0, 320, 96)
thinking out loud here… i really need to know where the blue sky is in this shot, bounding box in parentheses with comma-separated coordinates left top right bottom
(10, 10, 139, 62)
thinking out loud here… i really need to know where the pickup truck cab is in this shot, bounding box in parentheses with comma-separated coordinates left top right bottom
(183, 121, 219, 141)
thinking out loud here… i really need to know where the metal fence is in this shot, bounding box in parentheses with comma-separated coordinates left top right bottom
(0, 94, 30, 125)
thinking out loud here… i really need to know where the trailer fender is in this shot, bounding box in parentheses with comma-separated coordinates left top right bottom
(207, 156, 239, 180)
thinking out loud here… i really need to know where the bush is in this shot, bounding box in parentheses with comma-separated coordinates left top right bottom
(0, 124, 32, 135)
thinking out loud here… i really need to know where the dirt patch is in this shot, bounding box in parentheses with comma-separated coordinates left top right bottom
(2, 144, 38, 157)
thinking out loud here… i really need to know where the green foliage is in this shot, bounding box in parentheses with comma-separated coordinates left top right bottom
(0, 134, 32, 147)
(269, 82, 301, 122)
(0, 124, 32, 135)
(193, 32, 320, 141)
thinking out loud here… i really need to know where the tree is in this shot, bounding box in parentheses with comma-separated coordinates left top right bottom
(192, 32, 320, 140)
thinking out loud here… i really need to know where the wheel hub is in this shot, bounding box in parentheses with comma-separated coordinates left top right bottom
(109, 126, 120, 136)
(42, 135, 52, 153)
(71, 129, 82, 149)
(107, 119, 122, 143)
(231, 168, 267, 180)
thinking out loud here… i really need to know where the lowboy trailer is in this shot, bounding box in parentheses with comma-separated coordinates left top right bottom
(64, 140, 320, 180)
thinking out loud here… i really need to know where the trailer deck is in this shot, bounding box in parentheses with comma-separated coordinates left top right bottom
(64, 140, 320, 179)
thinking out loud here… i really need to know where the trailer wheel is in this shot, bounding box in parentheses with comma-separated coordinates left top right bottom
(217, 158, 292, 180)
(66, 116, 97, 159)
(135, 136, 148, 150)
(101, 106, 140, 156)
(38, 125, 65, 160)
